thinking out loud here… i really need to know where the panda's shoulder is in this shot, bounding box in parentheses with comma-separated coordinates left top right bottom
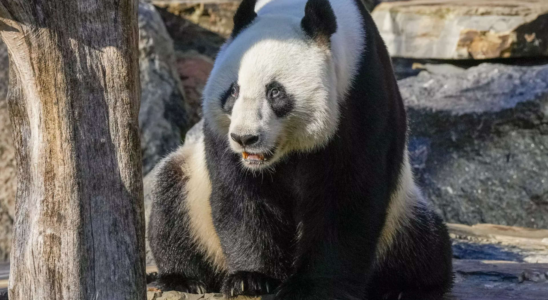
(149, 121, 207, 201)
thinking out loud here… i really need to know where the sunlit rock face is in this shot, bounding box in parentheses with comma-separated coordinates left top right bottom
(372, 0, 548, 59)
(139, 1, 190, 176)
(404, 63, 548, 229)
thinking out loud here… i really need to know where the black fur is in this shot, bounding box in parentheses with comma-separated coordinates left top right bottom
(368, 207, 454, 300)
(222, 271, 281, 297)
(205, 121, 296, 283)
(148, 0, 453, 299)
(221, 83, 238, 114)
(301, 0, 337, 44)
(231, 0, 258, 39)
(148, 155, 225, 292)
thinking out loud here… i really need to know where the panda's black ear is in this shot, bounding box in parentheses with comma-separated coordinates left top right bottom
(301, 0, 337, 45)
(232, 0, 258, 39)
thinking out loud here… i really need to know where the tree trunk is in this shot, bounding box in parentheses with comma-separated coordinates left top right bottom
(0, 1, 146, 299)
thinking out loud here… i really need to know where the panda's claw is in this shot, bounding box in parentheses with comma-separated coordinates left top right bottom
(222, 271, 280, 298)
(148, 274, 207, 294)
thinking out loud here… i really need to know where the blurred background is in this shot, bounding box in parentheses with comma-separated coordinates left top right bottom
(0, 0, 546, 278)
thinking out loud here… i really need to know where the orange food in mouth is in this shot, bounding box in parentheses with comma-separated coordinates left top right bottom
(242, 152, 265, 161)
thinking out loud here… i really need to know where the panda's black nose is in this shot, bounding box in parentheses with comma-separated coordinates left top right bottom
(231, 133, 260, 147)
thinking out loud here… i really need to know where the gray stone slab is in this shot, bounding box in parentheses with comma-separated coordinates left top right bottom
(404, 63, 548, 228)
(372, 0, 548, 59)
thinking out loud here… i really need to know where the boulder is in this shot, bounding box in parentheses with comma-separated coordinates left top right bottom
(139, 1, 190, 175)
(372, 0, 548, 59)
(152, 1, 233, 57)
(404, 63, 548, 229)
(451, 260, 548, 300)
(175, 51, 213, 125)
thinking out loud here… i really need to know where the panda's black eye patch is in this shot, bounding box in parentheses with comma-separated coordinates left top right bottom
(266, 81, 294, 118)
(231, 84, 239, 98)
(221, 83, 239, 113)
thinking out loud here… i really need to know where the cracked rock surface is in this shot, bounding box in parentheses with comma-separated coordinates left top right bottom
(404, 63, 548, 229)
(139, 1, 190, 175)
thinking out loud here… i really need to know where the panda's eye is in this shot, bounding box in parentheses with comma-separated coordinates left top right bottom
(231, 84, 239, 98)
(221, 83, 239, 113)
(266, 81, 293, 118)
(268, 87, 281, 99)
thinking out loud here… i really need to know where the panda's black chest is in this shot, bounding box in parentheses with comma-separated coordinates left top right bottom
(208, 167, 299, 277)
(205, 153, 318, 275)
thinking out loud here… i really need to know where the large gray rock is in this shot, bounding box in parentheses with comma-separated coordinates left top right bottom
(139, 1, 189, 175)
(404, 63, 548, 229)
(373, 0, 548, 59)
(175, 51, 213, 126)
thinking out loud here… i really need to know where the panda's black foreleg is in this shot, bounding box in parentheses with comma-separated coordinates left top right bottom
(211, 191, 294, 299)
(147, 157, 225, 293)
(148, 199, 225, 293)
(273, 193, 385, 300)
(148, 198, 225, 293)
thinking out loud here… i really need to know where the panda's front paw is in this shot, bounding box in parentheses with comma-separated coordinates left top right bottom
(274, 276, 318, 300)
(274, 276, 346, 300)
(222, 271, 281, 298)
(149, 274, 207, 294)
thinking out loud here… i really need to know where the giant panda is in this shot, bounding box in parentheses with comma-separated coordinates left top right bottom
(147, 0, 453, 299)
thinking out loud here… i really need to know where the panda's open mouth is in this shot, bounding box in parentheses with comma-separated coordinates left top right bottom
(242, 151, 274, 166)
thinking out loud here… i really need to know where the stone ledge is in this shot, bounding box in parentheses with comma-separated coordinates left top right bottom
(372, 0, 548, 59)
(146, 223, 548, 300)
(146, 260, 548, 300)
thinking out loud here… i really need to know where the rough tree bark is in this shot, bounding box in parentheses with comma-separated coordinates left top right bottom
(0, 1, 146, 299)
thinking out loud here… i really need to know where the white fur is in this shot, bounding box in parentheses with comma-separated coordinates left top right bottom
(202, 0, 364, 169)
(376, 152, 423, 261)
(175, 125, 227, 271)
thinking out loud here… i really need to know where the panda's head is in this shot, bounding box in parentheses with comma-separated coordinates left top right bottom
(203, 0, 341, 170)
